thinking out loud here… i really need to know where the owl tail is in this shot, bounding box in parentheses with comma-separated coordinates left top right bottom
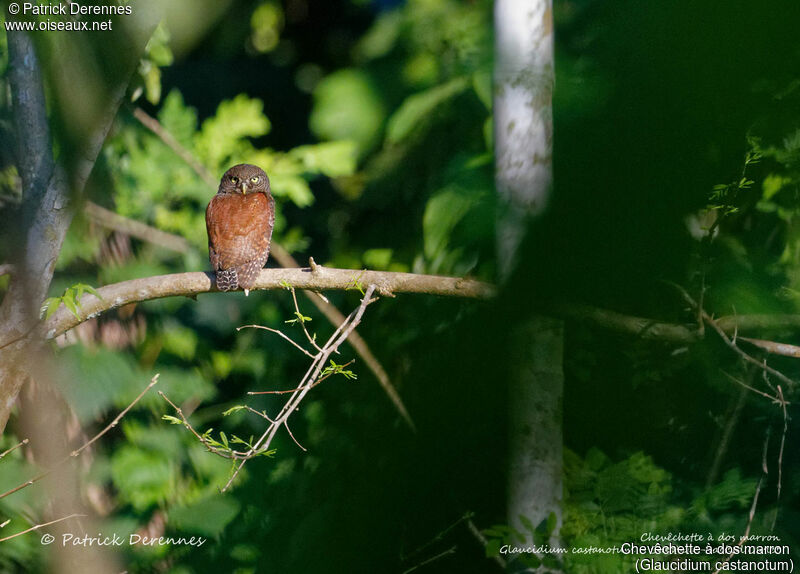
(215, 268, 239, 292)
(215, 260, 263, 295)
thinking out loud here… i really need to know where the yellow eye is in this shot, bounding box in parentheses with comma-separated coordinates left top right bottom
(250, 176, 259, 183)
(230, 176, 240, 184)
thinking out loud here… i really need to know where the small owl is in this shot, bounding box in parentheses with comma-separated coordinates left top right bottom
(206, 164, 275, 296)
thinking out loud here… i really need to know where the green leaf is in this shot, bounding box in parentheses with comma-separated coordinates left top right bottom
(289, 141, 358, 178)
(61, 291, 80, 319)
(169, 495, 240, 537)
(269, 174, 315, 207)
(385, 77, 470, 144)
(41, 297, 60, 320)
(472, 70, 492, 110)
(519, 514, 534, 533)
(310, 69, 386, 156)
(546, 512, 558, 535)
(161, 415, 183, 425)
(111, 447, 175, 511)
(485, 538, 501, 558)
(196, 95, 271, 171)
(355, 9, 403, 61)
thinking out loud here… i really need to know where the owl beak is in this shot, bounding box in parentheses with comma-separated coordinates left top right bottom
(241, 181, 248, 195)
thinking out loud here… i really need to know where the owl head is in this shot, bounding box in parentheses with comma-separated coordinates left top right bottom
(218, 164, 270, 196)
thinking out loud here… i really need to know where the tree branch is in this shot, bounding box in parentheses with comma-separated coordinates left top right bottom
(552, 303, 699, 343)
(42, 267, 495, 340)
(84, 202, 194, 254)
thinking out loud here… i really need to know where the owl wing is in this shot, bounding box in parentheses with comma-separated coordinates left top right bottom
(206, 192, 274, 274)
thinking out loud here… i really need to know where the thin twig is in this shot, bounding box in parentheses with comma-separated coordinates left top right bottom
(237, 324, 314, 358)
(776, 385, 787, 504)
(132, 107, 216, 188)
(670, 282, 797, 390)
(244, 406, 275, 424)
(289, 287, 324, 353)
(283, 421, 306, 452)
(71, 374, 160, 457)
(0, 438, 28, 460)
(720, 371, 784, 405)
(0, 513, 85, 544)
(711, 434, 768, 574)
(403, 512, 473, 562)
(220, 284, 378, 492)
(0, 375, 160, 501)
(159, 392, 251, 460)
(466, 518, 507, 570)
(248, 359, 355, 395)
(401, 546, 457, 574)
(706, 384, 748, 490)
(273, 246, 416, 431)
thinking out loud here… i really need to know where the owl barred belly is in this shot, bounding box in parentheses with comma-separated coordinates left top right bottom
(206, 164, 275, 296)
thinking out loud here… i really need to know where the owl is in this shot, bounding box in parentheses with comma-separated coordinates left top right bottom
(206, 164, 275, 296)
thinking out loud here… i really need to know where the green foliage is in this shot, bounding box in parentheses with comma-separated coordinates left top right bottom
(249, 1, 284, 54)
(105, 87, 358, 254)
(709, 141, 761, 217)
(285, 311, 312, 325)
(320, 359, 357, 381)
(385, 76, 470, 144)
(111, 446, 177, 511)
(133, 23, 175, 105)
(310, 0, 494, 278)
(169, 494, 241, 537)
(40, 282, 101, 320)
(310, 69, 387, 157)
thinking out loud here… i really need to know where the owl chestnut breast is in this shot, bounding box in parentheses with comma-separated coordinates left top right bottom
(206, 164, 275, 295)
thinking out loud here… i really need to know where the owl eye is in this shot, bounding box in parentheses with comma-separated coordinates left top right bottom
(230, 176, 240, 184)
(250, 176, 260, 183)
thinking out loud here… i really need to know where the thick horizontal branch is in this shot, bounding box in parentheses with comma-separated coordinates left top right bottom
(554, 303, 699, 343)
(45, 267, 495, 339)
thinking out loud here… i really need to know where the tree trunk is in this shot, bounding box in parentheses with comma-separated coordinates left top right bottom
(494, 0, 564, 559)
(0, 15, 159, 433)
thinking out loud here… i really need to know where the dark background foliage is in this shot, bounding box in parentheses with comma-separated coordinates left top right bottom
(1, 0, 800, 572)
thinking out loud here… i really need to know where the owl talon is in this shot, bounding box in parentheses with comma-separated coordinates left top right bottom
(244, 289, 250, 297)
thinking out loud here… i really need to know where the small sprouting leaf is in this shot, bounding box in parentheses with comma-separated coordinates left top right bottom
(223, 406, 247, 416)
(74, 283, 103, 300)
(161, 415, 183, 425)
(219, 431, 229, 448)
(61, 292, 80, 319)
(41, 297, 60, 320)
(280, 280, 293, 290)
(285, 311, 312, 325)
(346, 273, 366, 295)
